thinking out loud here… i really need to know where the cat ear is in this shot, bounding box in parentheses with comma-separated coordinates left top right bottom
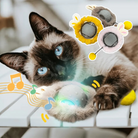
(0, 52, 28, 73)
(29, 12, 52, 40)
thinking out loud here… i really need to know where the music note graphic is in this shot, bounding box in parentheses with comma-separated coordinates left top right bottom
(44, 97, 55, 110)
(7, 73, 24, 91)
(30, 84, 38, 95)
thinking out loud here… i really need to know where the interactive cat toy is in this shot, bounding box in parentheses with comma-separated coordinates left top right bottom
(87, 5, 116, 27)
(54, 76, 136, 108)
(69, 13, 103, 45)
(36, 75, 136, 122)
(69, 5, 133, 61)
(46, 83, 96, 122)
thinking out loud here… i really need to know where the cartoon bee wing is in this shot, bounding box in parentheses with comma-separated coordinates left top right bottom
(117, 23, 124, 30)
(69, 20, 77, 27)
(117, 23, 128, 37)
(69, 13, 80, 27)
(73, 13, 80, 22)
(119, 29, 128, 36)
(86, 5, 96, 11)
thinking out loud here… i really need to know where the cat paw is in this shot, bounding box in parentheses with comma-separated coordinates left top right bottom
(93, 85, 119, 110)
(35, 86, 56, 101)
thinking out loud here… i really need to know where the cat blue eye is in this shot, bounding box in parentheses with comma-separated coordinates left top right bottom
(55, 46, 63, 56)
(37, 67, 48, 75)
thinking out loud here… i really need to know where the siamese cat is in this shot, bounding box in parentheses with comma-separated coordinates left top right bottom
(0, 12, 138, 121)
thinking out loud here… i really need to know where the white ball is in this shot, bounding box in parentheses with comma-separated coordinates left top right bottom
(57, 84, 88, 107)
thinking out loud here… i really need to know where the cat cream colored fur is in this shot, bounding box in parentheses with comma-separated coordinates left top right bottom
(0, 13, 138, 122)
(35, 31, 138, 122)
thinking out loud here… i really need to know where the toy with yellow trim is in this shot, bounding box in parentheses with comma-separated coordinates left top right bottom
(69, 5, 133, 61)
(69, 13, 103, 45)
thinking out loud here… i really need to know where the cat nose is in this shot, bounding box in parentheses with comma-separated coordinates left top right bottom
(56, 65, 66, 76)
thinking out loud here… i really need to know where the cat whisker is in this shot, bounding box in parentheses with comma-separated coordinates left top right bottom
(72, 57, 89, 68)
(74, 56, 88, 63)
(72, 61, 90, 68)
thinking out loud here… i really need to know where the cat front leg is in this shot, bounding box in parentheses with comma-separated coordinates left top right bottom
(36, 81, 96, 102)
(35, 81, 81, 100)
(93, 64, 138, 110)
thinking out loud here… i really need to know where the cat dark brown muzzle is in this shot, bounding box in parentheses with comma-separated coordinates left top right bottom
(56, 65, 74, 81)
(56, 65, 66, 76)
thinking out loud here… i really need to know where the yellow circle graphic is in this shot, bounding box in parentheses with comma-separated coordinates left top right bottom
(89, 53, 96, 60)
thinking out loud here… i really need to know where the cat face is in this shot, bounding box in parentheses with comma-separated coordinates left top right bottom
(0, 12, 80, 86)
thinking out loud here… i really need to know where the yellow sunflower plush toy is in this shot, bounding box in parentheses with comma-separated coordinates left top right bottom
(69, 13, 103, 45)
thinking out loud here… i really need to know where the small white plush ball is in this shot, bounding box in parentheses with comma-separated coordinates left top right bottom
(57, 84, 88, 107)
